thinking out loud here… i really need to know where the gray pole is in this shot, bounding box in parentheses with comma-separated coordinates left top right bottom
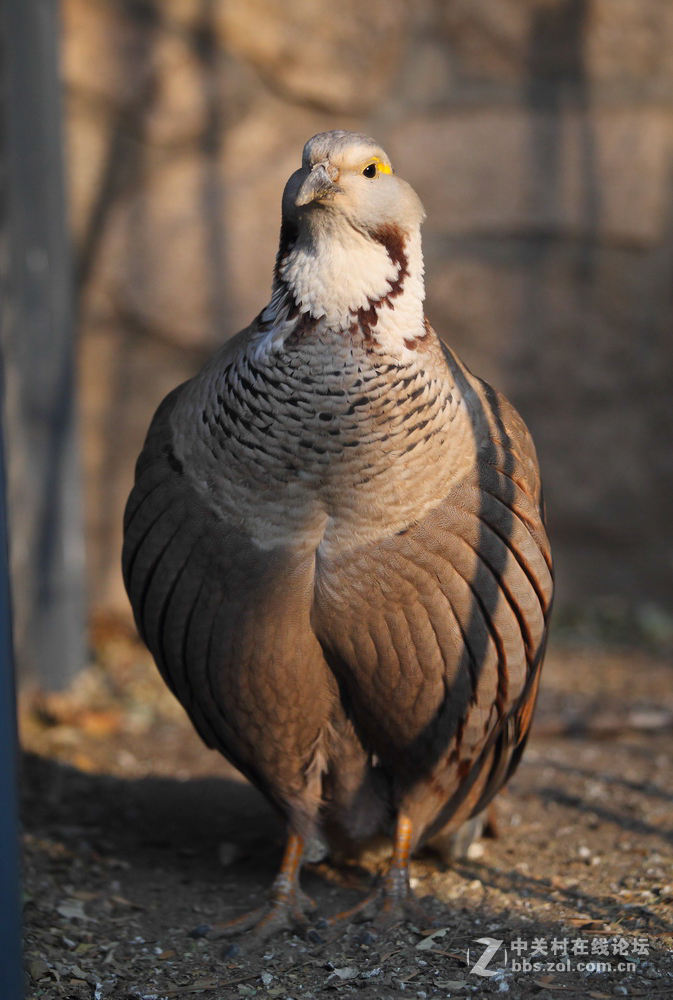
(0, 365, 22, 1000)
(0, 0, 86, 689)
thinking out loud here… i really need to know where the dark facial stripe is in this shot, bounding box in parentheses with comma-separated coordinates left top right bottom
(274, 217, 299, 280)
(271, 220, 424, 350)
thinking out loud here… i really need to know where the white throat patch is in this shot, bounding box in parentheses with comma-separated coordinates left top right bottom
(258, 218, 426, 356)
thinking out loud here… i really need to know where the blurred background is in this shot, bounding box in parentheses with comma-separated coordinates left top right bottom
(5, 0, 673, 682)
(70, 0, 673, 645)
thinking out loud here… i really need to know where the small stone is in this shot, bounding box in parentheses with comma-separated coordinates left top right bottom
(189, 924, 211, 939)
(303, 836, 328, 863)
(354, 929, 377, 946)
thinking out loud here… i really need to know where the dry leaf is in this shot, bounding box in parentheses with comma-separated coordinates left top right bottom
(111, 894, 146, 910)
(326, 967, 359, 981)
(550, 876, 579, 890)
(416, 927, 450, 950)
(56, 899, 88, 921)
(566, 917, 605, 929)
(27, 958, 49, 981)
(72, 753, 96, 772)
(79, 709, 123, 736)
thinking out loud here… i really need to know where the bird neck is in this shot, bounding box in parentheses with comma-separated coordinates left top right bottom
(259, 215, 426, 355)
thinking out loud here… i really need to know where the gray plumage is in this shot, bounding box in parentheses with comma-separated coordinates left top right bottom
(122, 130, 553, 930)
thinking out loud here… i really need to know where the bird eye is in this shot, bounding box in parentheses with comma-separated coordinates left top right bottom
(362, 163, 377, 178)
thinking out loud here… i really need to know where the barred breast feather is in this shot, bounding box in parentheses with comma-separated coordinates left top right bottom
(123, 316, 552, 846)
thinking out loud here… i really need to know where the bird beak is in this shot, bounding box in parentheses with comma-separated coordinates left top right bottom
(294, 162, 340, 207)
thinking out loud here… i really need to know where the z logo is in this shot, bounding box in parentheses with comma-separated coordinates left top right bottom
(468, 937, 507, 977)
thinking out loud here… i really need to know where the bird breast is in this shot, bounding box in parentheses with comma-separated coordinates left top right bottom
(174, 329, 479, 555)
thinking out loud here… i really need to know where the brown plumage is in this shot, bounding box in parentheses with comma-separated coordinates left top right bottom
(122, 130, 553, 937)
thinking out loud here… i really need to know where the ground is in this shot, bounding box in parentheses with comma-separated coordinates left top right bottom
(19, 616, 673, 999)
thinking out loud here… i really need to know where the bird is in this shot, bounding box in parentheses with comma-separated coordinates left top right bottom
(122, 130, 553, 940)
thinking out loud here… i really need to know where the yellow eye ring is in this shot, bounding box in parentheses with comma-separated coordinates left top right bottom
(361, 156, 392, 178)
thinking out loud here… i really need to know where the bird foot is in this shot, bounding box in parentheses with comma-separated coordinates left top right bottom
(324, 867, 439, 935)
(191, 880, 316, 946)
(189, 832, 318, 949)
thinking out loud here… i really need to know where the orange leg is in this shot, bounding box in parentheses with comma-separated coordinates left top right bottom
(325, 814, 437, 931)
(191, 832, 315, 944)
(379, 814, 413, 910)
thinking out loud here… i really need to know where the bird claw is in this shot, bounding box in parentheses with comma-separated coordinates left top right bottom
(369, 891, 440, 933)
(326, 869, 441, 937)
(196, 887, 317, 949)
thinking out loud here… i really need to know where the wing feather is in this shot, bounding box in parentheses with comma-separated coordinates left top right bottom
(315, 343, 553, 840)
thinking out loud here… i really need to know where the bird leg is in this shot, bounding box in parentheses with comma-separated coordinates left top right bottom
(325, 814, 435, 932)
(193, 832, 315, 943)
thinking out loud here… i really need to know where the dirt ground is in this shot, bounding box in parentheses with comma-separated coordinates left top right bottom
(19, 616, 673, 999)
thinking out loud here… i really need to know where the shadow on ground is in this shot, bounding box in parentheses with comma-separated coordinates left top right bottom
(20, 642, 673, 999)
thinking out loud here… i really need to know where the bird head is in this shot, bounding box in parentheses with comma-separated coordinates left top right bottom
(281, 131, 425, 239)
(270, 131, 427, 337)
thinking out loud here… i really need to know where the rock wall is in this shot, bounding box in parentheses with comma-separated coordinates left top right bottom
(63, 0, 673, 615)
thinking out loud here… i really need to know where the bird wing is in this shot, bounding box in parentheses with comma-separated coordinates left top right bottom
(312, 339, 553, 827)
(122, 354, 338, 823)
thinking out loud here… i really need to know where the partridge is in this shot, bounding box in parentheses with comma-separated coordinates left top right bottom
(122, 130, 553, 938)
